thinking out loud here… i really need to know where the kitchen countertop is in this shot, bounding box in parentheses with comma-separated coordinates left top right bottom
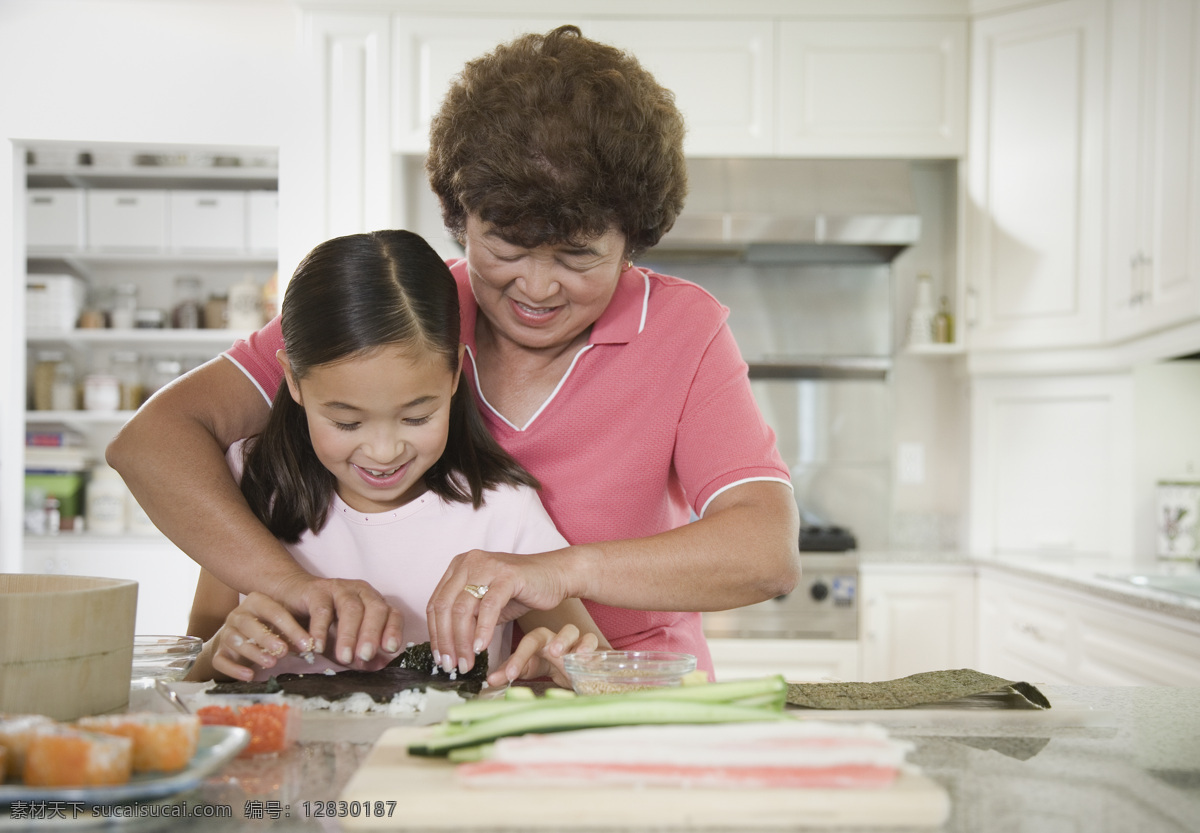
(858, 549, 1200, 626)
(5, 684, 1194, 832)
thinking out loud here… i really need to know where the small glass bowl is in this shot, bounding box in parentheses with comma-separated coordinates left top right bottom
(562, 650, 698, 695)
(131, 634, 203, 687)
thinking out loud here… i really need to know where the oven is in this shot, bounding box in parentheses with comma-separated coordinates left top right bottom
(703, 552, 859, 641)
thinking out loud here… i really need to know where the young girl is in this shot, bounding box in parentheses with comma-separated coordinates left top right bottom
(186, 229, 605, 686)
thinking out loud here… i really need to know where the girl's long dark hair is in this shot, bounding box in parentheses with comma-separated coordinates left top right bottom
(239, 229, 537, 542)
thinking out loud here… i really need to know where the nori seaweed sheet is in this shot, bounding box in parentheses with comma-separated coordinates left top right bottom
(785, 668, 1051, 710)
(205, 642, 488, 703)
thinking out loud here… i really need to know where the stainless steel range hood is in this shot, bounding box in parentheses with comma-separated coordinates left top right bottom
(652, 158, 921, 264)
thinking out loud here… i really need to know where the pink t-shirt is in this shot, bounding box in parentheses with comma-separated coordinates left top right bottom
(225, 261, 791, 675)
(226, 440, 568, 679)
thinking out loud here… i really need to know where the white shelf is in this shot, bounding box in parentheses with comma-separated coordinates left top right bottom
(27, 328, 251, 348)
(25, 410, 137, 426)
(904, 343, 965, 356)
(29, 248, 275, 265)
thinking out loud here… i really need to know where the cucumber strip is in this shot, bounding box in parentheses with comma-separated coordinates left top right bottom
(409, 700, 789, 757)
(446, 675, 787, 726)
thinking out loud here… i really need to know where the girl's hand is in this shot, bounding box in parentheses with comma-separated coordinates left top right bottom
(485, 624, 600, 689)
(207, 592, 314, 681)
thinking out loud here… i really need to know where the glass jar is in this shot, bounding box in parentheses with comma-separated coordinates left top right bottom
(51, 360, 77, 410)
(112, 284, 138, 329)
(111, 351, 144, 411)
(32, 350, 65, 411)
(146, 358, 183, 398)
(172, 275, 204, 329)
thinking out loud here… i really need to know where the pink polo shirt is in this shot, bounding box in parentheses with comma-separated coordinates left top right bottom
(225, 260, 791, 676)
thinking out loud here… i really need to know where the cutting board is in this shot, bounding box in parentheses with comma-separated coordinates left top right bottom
(339, 726, 951, 830)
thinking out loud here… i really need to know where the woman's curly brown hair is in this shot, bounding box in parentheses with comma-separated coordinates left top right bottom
(426, 25, 687, 261)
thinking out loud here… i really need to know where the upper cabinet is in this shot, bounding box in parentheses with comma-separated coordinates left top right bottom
(777, 21, 967, 158)
(386, 16, 967, 160)
(586, 21, 776, 158)
(1105, 0, 1200, 344)
(391, 17, 564, 154)
(966, 0, 1108, 351)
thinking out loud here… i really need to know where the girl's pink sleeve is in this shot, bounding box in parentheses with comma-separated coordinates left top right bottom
(222, 315, 286, 404)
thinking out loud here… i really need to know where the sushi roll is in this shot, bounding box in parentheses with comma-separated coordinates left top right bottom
(23, 725, 132, 787)
(77, 712, 200, 773)
(0, 714, 55, 780)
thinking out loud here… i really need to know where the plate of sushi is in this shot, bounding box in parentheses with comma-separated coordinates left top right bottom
(0, 712, 248, 805)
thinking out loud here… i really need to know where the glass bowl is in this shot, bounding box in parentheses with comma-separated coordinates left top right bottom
(131, 634, 203, 687)
(562, 650, 697, 695)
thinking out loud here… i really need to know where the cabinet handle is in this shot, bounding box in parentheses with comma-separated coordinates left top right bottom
(1015, 622, 1045, 642)
(116, 197, 138, 206)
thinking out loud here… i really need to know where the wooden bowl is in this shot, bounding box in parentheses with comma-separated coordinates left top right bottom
(0, 574, 138, 720)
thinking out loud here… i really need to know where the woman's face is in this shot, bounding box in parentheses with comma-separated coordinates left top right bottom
(463, 214, 627, 353)
(280, 344, 460, 514)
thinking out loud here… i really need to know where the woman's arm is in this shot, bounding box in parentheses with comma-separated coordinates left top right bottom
(108, 355, 404, 667)
(430, 480, 801, 673)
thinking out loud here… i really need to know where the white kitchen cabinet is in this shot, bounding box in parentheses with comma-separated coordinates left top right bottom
(303, 10, 395, 240)
(382, 13, 965, 160)
(776, 20, 967, 158)
(968, 374, 1134, 558)
(707, 638, 859, 684)
(966, 0, 1107, 350)
(391, 16, 563, 155)
(858, 564, 976, 682)
(1105, 0, 1200, 343)
(25, 535, 201, 635)
(587, 21, 776, 157)
(977, 567, 1200, 685)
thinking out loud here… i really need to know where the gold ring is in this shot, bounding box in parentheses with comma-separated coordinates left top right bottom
(463, 584, 489, 600)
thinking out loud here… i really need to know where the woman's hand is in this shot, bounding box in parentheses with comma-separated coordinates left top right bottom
(427, 548, 575, 675)
(272, 573, 406, 670)
(486, 624, 600, 689)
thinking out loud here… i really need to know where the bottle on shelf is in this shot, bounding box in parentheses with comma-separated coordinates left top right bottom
(51, 360, 77, 411)
(111, 284, 138, 330)
(932, 296, 955, 344)
(907, 274, 935, 348)
(86, 465, 128, 535)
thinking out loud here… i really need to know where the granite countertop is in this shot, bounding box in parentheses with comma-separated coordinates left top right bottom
(5, 684, 1194, 832)
(858, 549, 1200, 626)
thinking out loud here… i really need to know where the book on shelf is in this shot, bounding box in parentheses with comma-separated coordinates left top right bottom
(25, 422, 85, 448)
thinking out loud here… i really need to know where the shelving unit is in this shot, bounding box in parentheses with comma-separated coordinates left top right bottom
(11, 142, 280, 597)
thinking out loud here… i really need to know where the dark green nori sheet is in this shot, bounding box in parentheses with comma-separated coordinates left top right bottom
(206, 642, 488, 703)
(785, 668, 1051, 710)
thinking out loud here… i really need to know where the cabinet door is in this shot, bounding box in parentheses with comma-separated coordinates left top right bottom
(587, 21, 775, 157)
(303, 11, 393, 239)
(391, 17, 563, 154)
(967, 1, 1106, 349)
(28, 538, 201, 635)
(859, 569, 976, 682)
(969, 375, 1134, 557)
(707, 638, 859, 683)
(1106, 0, 1200, 342)
(777, 21, 967, 158)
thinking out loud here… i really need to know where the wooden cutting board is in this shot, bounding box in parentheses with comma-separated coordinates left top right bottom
(340, 726, 951, 830)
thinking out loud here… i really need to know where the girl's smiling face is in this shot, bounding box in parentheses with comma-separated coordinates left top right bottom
(279, 343, 461, 514)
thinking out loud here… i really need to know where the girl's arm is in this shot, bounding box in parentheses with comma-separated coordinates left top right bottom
(490, 599, 611, 688)
(108, 355, 404, 668)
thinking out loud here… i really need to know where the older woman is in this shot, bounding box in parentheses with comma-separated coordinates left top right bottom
(108, 25, 800, 679)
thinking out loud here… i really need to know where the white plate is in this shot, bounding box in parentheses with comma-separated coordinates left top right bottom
(0, 725, 248, 806)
